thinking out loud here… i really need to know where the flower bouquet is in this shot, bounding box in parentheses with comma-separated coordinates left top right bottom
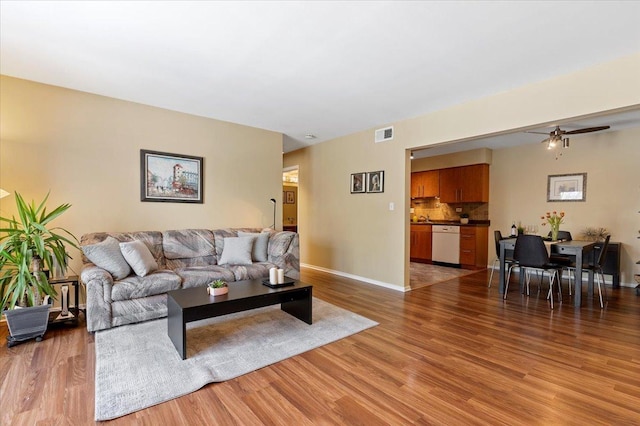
(541, 211, 565, 241)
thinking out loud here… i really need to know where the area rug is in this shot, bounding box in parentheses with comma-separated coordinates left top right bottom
(94, 297, 377, 421)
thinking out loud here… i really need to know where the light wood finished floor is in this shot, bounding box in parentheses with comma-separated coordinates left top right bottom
(2, 268, 640, 425)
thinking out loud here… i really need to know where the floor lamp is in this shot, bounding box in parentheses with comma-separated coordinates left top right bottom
(270, 198, 276, 229)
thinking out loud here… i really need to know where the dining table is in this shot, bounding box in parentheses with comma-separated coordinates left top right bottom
(498, 237, 597, 307)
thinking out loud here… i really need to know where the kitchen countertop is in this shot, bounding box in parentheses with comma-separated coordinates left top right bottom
(411, 220, 490, 227)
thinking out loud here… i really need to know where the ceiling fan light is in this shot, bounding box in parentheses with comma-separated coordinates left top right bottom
(562, 138, 570, 148)
(548, 140, 556, 149)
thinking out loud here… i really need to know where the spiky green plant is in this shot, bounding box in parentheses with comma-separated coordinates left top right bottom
(0, 192, 79, 310)
(208, 279, 227, 288)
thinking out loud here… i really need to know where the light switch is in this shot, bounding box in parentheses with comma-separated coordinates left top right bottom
(389, 202, 395, 211)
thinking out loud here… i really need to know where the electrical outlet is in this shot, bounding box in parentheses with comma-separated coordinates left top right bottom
(455, 207, 462, 213)
(389, 202, 395, 211)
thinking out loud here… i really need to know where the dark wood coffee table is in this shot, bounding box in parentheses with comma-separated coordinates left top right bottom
(167, 279, 313, 359)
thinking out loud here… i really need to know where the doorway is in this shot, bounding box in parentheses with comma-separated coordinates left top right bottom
(282, 166, 298, 232)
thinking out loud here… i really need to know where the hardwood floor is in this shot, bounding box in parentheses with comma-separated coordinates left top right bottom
(2, 268, 639, 425)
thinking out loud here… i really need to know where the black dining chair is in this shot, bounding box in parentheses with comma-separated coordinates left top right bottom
(548, 230, 573, 294)
(566, 234, 610, 309)
(504, 234, 563, 309)
(488, 230, 516, 288)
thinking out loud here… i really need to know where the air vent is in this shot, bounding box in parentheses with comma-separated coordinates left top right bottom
(374, 126, 394, 143)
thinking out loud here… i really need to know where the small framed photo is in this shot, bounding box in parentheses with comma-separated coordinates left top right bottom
(547, 173, 586, 202)
(140, 149, 204, 203)
(367, 171, 384, 193)
(284, 191, 296, 204)
(350, 172, 366, 194)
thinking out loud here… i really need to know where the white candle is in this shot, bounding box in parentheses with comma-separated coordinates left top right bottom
(269, 268, 277, 284)
(277, 268, 285, 284)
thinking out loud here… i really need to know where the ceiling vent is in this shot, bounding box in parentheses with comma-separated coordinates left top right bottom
(374, 126, 394, 143)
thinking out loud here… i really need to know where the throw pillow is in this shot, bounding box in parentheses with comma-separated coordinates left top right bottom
(238, 231, 270, 262)
(82, 236, 132, 280)
(119, 240, 159, 277)
(218, 237, 254, 265)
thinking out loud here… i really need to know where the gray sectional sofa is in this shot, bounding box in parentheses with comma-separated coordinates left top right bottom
(80, 228, 300, 332)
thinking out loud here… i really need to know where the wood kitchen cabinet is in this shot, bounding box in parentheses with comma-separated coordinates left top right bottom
(459, 226, 489, 269)
(410, 225, 432, 262)
(439, 164, 489, 203)
(411, 170, 439, 198)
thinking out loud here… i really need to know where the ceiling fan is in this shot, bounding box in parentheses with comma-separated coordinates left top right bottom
(528, 125, 611, 150)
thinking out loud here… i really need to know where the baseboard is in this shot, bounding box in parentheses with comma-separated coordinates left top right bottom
(300, 263, 408, 292)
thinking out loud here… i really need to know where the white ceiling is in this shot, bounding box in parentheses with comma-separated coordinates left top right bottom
(2, 1, 640, 154)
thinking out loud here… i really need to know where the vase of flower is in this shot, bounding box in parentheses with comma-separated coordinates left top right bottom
(542, 211, 565, 241)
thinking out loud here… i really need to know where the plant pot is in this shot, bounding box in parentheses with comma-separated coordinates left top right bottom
(207, 286, 228, 296)
(3, 304, 50, 348)
(460, 218, 469, 224)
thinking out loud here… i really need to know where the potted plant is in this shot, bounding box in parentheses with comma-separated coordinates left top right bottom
(207, 279, 228, 296)
(0, 191, 79, 347)
(460, 213, 469, 224)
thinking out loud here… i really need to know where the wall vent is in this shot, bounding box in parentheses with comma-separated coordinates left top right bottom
(374, 126, 394, 143)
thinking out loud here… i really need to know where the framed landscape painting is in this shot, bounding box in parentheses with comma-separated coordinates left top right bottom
(140, 149, 204, 203)
(547, 173, 586, 202)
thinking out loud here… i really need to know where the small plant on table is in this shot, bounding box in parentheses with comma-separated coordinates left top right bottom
(207, 279, 228, 296)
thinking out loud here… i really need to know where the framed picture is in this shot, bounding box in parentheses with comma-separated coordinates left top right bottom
(284, 191, 296, 204)
(350, 172, 366, 194)
(140, 149, 204, 203)
(367, 170, 384, 193)
(547, 173, 586, 202)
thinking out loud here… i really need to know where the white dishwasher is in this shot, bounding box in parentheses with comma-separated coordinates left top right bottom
(431, 225, 460, 265)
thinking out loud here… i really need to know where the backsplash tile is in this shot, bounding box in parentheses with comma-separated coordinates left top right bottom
(411, 200, 488, 221)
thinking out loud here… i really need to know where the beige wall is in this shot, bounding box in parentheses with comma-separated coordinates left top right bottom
(412, 148, 492, 171)
(285, 53, 640, 290)
(285, 129, 407, 290)
(0, 76, 284, 274)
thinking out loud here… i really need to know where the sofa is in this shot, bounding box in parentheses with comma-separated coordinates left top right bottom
(80, 228, 299, 332)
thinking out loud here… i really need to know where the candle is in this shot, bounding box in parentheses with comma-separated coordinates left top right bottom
(269, 268, 277, 284)
(277, 268, 285, 284)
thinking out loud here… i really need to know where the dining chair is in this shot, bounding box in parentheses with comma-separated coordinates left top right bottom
(566, 234, 610, 308)
(504, 234, 563, 309)
(488, 230, 516, 288)
(548, 230, 573, 294)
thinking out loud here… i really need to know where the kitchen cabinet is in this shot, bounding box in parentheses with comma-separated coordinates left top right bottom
(410, 225, 432, 262)
(459, 226, 489, 269)
(439, 164, 489, 203)
(411, 170, 439, 198)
